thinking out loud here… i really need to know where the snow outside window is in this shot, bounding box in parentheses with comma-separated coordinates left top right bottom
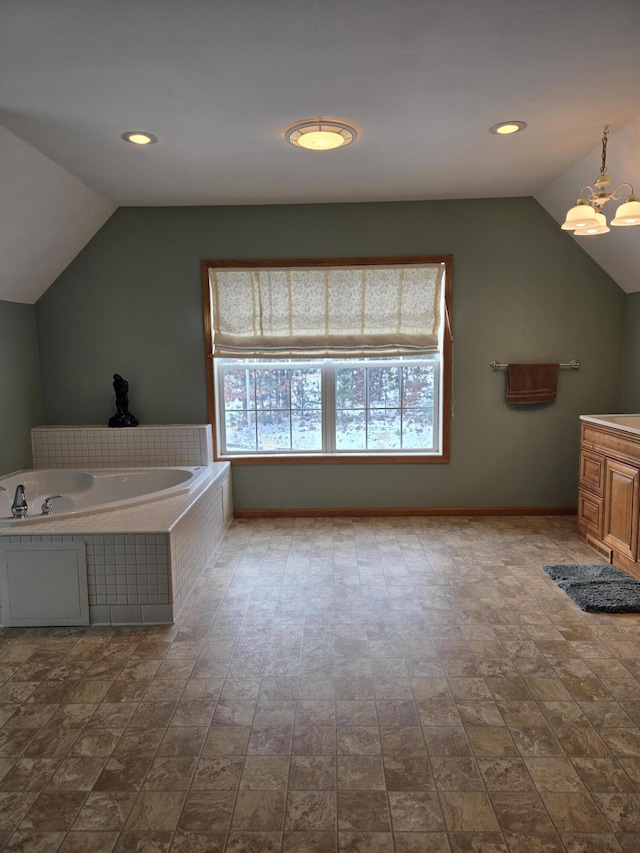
(216, 356, 439, 455)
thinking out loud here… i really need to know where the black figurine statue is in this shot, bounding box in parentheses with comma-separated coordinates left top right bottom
(108, 374, 139, 428)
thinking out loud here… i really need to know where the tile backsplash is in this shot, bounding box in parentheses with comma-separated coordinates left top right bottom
(32, 424, 213, 469)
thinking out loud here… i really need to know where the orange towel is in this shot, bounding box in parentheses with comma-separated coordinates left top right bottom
(507, 363, 560, 404)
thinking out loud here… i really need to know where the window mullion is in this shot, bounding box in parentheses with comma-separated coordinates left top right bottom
(252, 367, 258, 451)
(324, 360, 335, 453)
(433, 358, 440, 452)
(288, 369, 293, 452)
(365, 365, 370, 451)
(399, 365, 404, 451)
(216, 361, 226, 454)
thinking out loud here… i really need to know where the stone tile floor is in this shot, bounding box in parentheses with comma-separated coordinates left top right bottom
(1, 515, 640, 852)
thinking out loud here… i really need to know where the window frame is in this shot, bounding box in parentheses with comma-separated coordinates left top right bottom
(202, 255, 453, 465)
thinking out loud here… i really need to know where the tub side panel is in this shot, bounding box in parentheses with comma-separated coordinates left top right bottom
(169, 470, 231, 621)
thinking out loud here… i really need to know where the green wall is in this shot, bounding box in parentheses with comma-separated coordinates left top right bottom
(35, 198, 624, 510)
(621, 291, 640, 413)
(0, 299, 43, 476)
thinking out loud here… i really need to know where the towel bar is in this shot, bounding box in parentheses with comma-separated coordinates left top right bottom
(490, 359, 580, 371)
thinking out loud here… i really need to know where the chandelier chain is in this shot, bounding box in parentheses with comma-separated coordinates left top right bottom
(601, 126, 609, 175)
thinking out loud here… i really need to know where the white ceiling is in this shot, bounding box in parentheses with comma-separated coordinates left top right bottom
(1, 0, 640, 300)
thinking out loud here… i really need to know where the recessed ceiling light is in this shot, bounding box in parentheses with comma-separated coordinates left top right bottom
(285, 119, 357, 151)
(489, 121, 527, 135)
(122, 131, 158, 145)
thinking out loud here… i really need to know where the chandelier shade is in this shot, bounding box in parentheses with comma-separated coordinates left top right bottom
(610, 196, 640, 226)
(574, 211, 609, 236)
(561, 200, 599, 231)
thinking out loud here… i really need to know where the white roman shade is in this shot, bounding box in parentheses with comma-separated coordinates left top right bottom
(208, 263, 445, 358)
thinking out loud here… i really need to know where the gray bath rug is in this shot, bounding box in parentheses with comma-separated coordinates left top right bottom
(543, 563, 640, 612)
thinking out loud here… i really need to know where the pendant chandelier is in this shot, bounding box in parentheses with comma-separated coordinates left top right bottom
(561, 126, 640, 236)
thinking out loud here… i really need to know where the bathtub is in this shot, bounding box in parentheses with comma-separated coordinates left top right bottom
(0, 466, 210, 527)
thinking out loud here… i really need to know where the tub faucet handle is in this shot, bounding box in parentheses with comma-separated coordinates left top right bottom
(41, 495, 62, 516)
(11, 485, 28, 518)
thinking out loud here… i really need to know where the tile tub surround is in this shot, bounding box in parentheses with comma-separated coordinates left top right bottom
(31, 424, 213, 469)
(1, 516, 640, 851)
(0, 462, 232, 626)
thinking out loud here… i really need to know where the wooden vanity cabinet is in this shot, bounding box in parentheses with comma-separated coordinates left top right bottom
(578, 421, 640, 578)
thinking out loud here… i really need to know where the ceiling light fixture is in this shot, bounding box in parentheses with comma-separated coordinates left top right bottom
(489, 121, 527, 135)
(121, 131, 158, 145)
(561, 126, 640, 236)
(285, 119, 357, 151)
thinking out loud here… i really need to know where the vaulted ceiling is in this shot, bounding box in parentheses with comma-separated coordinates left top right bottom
(1, 0, 639, 302)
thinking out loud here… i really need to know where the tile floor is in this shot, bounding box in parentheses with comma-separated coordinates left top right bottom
(2, 515, 640, 852)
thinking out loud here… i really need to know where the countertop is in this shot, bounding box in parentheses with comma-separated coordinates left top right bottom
(581, 414, 640, 437)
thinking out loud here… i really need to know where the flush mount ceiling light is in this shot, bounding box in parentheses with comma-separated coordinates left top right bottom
(489, 121, 527, 135)
(562, 126, 640, 236)
(285, 119, 357, 151)
(121, 131, 158, 145)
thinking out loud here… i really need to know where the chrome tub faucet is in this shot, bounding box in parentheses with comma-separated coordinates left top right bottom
(11, 484, 28, 518)
(41, 495, 62, 516)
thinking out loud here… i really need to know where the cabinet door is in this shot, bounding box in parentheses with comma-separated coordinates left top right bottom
(603, 459, 640, 561)
(579, 450, 605, 497)
(578, 488, 604, 538)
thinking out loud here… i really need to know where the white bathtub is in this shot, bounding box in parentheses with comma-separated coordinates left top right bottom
(0, 466, 210, 527)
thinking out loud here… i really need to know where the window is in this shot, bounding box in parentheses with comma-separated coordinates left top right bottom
(202, 257, 452, 463)
(217, 356, 438, 455)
